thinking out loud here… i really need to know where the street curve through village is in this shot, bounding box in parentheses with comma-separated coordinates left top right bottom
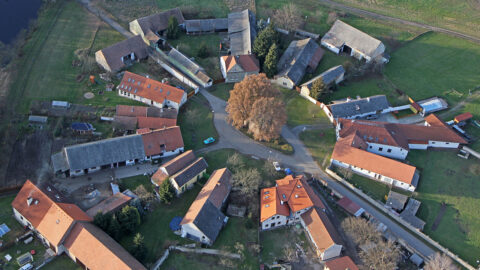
(198, 89, 438, 259)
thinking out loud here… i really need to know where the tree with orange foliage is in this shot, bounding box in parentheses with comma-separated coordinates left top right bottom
(226, 73, 279, 128)
(248, 97, 286, 141)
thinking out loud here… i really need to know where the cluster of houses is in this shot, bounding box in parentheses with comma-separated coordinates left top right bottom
(12, 180, 146, 270)
(330, 113, 468, 192)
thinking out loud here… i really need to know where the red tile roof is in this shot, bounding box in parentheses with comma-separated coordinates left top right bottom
(325, 256, 359, 270)
(180, 168, 232, 225)
(64, 222, 146, 270)
(331, 137, 417, 184)
(454, 112, 473, 123)
(116, 105, 148, 117)
(336, 197, 361, 216)
(118, 71, 185, 104)
(137, 116, 177, 130)
(301, 208, 342, 253)
(276, 175, 314, 212)
(141, 126, 184, 156)
(222, 55, 260, 72)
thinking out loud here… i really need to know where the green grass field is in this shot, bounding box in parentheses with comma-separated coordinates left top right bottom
(299, 128, 336, 169)
(332, 0, 480, 39)
(281, 89, 329, 127)
(42, 255, 81, 270)
(208, 83, 233, 101)
(260, 226, 310, 264)
(408, 150, 480, 265)
(178, 95, 217, 150)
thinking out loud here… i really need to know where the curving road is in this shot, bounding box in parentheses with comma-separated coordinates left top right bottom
(319, 0, 480, 44)
(198, 89, 440, 258)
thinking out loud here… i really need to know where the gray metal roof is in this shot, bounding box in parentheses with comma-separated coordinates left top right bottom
(321, 20, 385, 58)
(301, 65, 345, 88)
(168, 48, 212, 85)
(98, 35, 149, 73)
(134, 8, 185, 34)
(63, 135, 146, 171)
(328, 95, 390, 119)
(171, 158, 208, 187)
(228, 9, 256, 55)
(277, 38, 322, 85)
(386, 191, 408, 211)
(193, 199, 225, 243)
(28, 115, 48, 123)
(51, 151, 69, 172)
(185, 19, 228, 33)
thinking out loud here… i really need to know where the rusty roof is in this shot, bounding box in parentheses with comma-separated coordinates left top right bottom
(118, 71, 186, 104)
(260, 187, 290, 222)
(137, 116, 177, 130)
(86, 193, 132, 218)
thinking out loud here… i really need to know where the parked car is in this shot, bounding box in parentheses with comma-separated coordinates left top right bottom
(272, 161, 281, 171)
(203, 137, 215, 145)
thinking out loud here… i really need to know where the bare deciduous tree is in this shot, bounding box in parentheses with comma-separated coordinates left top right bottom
(134, 185, 155, 204)
(227, 152, 245, 172)
(247, 97, 286, 141)
(272, 3, 303, 31)
(341, 217, 381, 246)
(359, 240, 400, 270)
(425, 253, 458, 270)
(232, 168, 262, 198)
(283, 245, 297, 262)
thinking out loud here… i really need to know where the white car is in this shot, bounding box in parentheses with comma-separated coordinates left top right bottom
(273, 161, 281, 171)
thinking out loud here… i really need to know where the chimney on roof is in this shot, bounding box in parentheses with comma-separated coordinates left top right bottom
(280, 200, 284, 205)
(27, 197, 33, 206)
(367, 97, 370, 102)
(355, 105, 360, 111)
(34, 199, 39, 205)
(346, 97, 351, 102)
(295, 194, 299, 198)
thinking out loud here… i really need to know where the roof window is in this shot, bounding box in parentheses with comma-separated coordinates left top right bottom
(137, 81, 141, 86)
(134, 89, 138, 93)
(167, 91, 170, 96)
(264, 191, 270, 195)
(160, 88, 163, 93)
(297, 185, 301, 188)
(147, 84, 151, 88)
(132, 79, 135, 83)
(282, 194, 286, 199)
(127, 78, 131, 82)
(265, 204, 270, 208)
(265, 195, 270, 199)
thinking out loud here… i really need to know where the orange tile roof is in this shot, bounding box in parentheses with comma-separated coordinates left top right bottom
(325, 256, 359, 270)
(151, 150, 196, 185)
(222, 55, 260, 72)
(141, 126, 184, 156)
(180, 168, 232, 225)
(301, 208, 342, 254)
(64, 223, 146, 270)
(12, 180, 92, 248)
(86, 193, 132, 218)
(331, 137, 417, 184)
(300, 178, 326, 209)
(275, 175, 314, 212)
(118, 71, 185, 104)
(260, 187, 290, 222)
(137, 116, 177, 130)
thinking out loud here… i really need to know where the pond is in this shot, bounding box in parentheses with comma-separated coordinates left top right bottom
(0, 0, 43, 44)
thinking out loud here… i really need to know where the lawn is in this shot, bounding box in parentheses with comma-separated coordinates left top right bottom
(208, 83, 234, 101)
(299, 128, 336, 169)
(9, 1, 102, 113)
(42, 255, 81, 270)
(408, 150, 480, 265)
(178, 94, 217, 150)
(280, 88, 329, 127)
(259, 226, 311, 264)
(119, 175, 154, 193)
(331, 0, 480, 39)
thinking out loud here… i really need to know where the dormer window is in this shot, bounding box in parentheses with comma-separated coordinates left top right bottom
(265, 204, 270, 208)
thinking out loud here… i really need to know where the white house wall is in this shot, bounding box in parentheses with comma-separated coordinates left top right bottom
(428, 141, 459, 148)
(321, 41, 340, 54)
(366, 142, 408, 160)
(181, 223, 211, 244)
(261, 214, 287, 230)
(409, 143, 429, 150)
(272, 77, 295, 89)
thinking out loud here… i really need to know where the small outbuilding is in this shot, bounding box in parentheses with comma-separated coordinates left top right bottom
(28, 115, 48, 125)
(71, 122, 95, 134)
(185, 18, 228, 35)
(385, 191, 408, 211)
(220, 54, 260, 83)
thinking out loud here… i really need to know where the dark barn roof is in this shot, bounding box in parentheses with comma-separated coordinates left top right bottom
(171, 157, 208, 187)
(328, 95, 390, 119)
(97, 35, 148, 72)
(228, 9, 256, 55)
(135, 8, 185, 35)
(301, 65, 345, 88)
(277, 38, 323, 85)
(193, 200, 225, 242)
(63, 135, 145, 171)
(185, 18, 228, 33)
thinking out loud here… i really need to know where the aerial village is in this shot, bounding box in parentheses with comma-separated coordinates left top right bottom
(0, 1, 479, 270)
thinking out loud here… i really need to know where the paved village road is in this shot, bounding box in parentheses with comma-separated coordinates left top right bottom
(319, 0, 480, 44)
(199, 89, 437, 259)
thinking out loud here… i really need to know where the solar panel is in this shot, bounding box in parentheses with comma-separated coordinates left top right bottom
(0, 223, 9, 237)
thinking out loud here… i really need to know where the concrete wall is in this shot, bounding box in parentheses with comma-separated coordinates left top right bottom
(428, 141, 459, 149)
(181, 223, 211, 245)
(272, 76, 295, 89)
(321, 41, 340, 54)
(366, 142, 408, 160)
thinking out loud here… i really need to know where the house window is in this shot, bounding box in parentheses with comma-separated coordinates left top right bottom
(369, 146, 372, 149)
(378, 147, 383, 151)
(446, 142, 449, 145)
(277, 222, 281, 225)
(283, 82, 287, 86)
(432, 142, 436, 144)
(387, 149, 392, 153)
(265, 224, 269, 228)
